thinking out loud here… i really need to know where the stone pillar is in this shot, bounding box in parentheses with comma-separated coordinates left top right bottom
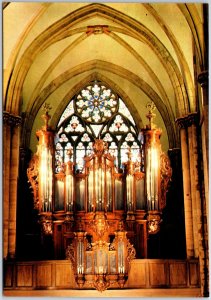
(3, 116, 11, 260)
(3, 112, 22, 259)
(198, 71, 208, 224)
(177, 112, 209, 297)
(176, 118, 194, 258)
(187, 115, 199, 257)
(189, 113, 209, 297)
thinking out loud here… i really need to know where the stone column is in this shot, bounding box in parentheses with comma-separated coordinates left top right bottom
(3, 112, 22, 259)
(3, 114, 11, 260)
(198, 71, 208, 224)
(178, 112, 209, 296)
(176, 118, 194, 258)
(188, 113, 209, 297)
(187, 114, 199, 257)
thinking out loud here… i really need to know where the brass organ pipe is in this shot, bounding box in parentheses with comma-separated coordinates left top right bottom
(146, 147, 150, 210)
(150, 147, 154, 210)
(104, 162, 107, 210)
(94, 157, 97, 211)
(48, 149, 53, 211)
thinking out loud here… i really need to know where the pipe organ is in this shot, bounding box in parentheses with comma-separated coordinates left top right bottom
(27, 101, 172, 291)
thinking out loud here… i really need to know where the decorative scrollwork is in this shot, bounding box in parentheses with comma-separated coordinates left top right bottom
(148, 219, 160, 234)
(86, 242, 92, 251)
(147, 213, 162, 234)
(160, 152, 172, 210)
(42, 221, 53, 235)
(27, 154, 39, 210)
(109, 242, 115, 251)
(65, 243, 75, 269)
(39, 214, 53, 235)
(92, 274, 110, 292)
(91, 212, 109, 239)
(126, 241, 136, 263)
(93, 139, 108, 156)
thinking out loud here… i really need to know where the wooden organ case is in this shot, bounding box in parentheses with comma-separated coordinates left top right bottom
(27, 102, 172, 291)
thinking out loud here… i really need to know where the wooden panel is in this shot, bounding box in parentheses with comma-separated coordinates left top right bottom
(169, 262, 187, 286)
(135, 222, 147, 258)
(4, 259, 200, 290)
(36, 265, 52, 287)
(55, 264, 75, 287)
(189, 262, 199, 286)
(17, 265, 33, 287)
(149, 262, 166, 286)
(54, 223, 63, 259)
(4, 264, 13, 287)
(127, 261, 146, 287)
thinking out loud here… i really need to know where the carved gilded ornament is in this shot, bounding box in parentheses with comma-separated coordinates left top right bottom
(39, 214, 53, 235)
(65, 244, 75, 269)
(65, 218, 136, 292)
(27, 154, 39, 210)
(147, 213, 161, 234)
(91, 213, 109, 239)
(160, 152, 172, 210)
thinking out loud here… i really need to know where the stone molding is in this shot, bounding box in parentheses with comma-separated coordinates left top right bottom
(198, 71, 208, 88)
(3, 111, 22, 127)
(176, 112, 198, 129)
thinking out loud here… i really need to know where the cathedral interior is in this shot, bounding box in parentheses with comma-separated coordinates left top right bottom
(3, 2, 209, 297)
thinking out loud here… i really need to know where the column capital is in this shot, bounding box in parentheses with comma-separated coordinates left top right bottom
(3, 111, 22, 127)
(176, 112, 199, 129)
(187, 112, 199, 127)
(168, 148, 181, 156)
(198, 70, 208, 88)
(19, 147, 32, 165)
(175, 117, 187, 129)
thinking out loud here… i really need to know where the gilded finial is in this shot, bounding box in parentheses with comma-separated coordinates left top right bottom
(127, 147, 132, 161)
(118, 220, 124, 231)
(42, 103, 52, 129)
(66, 149, 73, 160)
(93, 139, 108, 156)
(146, 102, 156, 129)
(43, 103, 52, 113)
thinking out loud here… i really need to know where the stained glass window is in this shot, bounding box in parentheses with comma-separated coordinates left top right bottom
(76, 83, 118, 123)
(55, 80, 143, 172)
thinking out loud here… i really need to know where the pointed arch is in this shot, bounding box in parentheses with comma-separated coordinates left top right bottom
(54, 78, 144, 171)
(21, 64, 177, 150)
(6, 3, 189, 117)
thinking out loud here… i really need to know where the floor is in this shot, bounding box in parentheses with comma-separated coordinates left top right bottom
(4, 288, 201, 298)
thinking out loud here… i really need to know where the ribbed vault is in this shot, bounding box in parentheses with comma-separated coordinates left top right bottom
(4, 2, 206, 153)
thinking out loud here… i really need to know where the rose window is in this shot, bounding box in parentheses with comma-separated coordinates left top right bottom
(76, 82, 118, 123)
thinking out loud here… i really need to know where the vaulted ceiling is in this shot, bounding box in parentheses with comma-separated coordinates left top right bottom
(3, 3, 205, 152)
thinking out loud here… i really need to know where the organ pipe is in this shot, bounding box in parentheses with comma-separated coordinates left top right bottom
(27, 102, 172, 238)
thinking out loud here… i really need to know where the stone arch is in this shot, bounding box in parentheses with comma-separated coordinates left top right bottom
(26, 29, 173, 121)
(6, 3, 189, 118)
(50, 72, 144, 131)
(21, 61, 177, 150)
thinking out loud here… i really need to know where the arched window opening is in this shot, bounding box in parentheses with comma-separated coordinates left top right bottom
(55, 80, 143, 173)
